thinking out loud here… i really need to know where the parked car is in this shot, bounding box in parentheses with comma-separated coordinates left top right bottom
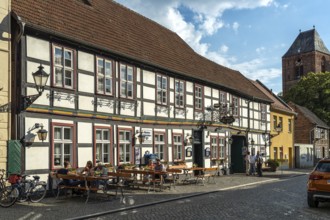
(307, 158, 330, 208)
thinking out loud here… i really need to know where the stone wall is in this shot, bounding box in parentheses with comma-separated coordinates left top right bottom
(0, 0, 11, 170)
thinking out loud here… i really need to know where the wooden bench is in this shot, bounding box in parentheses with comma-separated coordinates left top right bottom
(52, 173, 124, 203)
(118, 169, 166, 193)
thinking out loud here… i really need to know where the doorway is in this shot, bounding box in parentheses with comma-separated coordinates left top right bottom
(230, 135, 246, 173)
(193, 129, 204, 167)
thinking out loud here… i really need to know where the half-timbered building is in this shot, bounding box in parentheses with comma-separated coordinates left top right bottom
(9, 0, 273, 181)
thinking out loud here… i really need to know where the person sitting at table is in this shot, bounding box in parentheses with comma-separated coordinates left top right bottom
(154, 158, 167, 179)
(147, 159, 155, 170)
(93, 161, 108, 189)
(80, 160, 94, 176)
(57, 161, 84, 187)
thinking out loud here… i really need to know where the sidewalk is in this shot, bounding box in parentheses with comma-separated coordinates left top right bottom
(4, 169, 312, 220)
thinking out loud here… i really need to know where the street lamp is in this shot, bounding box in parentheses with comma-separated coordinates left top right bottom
(135, 131, 146, 166)
(22, 65, 49, 110)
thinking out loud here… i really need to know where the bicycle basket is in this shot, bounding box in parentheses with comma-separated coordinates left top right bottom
(8, 174, 21, 184)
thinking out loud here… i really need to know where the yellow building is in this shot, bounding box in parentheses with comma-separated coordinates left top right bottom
(252, 80, 296, 169)
(0, 0, 11, 170)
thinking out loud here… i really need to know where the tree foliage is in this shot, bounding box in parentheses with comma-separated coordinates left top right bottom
(283, 72, 330, 126)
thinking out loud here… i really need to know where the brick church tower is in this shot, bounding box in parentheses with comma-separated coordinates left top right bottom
(282, 28, 330, 95)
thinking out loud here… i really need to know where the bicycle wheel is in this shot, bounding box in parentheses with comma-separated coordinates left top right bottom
(29, 184, 46, 203)
(0, 186, 19, 208)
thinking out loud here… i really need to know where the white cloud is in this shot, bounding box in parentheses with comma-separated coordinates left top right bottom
(115, 0, 281, 89)
(232, 22, 240, 32)
(220, 45, 229, 53)
(256, 46, 266, 53)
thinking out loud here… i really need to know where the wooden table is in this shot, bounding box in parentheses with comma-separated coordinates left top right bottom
(119, 169, 168, 192)
(52, 173, 121, 203)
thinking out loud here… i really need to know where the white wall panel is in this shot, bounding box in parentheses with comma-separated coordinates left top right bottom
(77, 122, 92, 143)
(26, 147, 49, 170)
(205, 86, 211, 97)
(52, 119, 73, 124)
(53, 94, 75, 109)
(186, 94, 193, 105)
(78, 51, 94, 72)
(26, 36, 50, 62)
(78, 73, 94, 93)
(170, 91, 174, 103)
(136, 68, 141, 82)
(186, 82, 193, 93)
(97, 104, 114, 114)
(143, 86, 155, 100)
(212, 89, 219, 98)
(142, 70, 155, 85)
(121, 108, 135, 117)
(170, 78, 174, 89)
(143, 102, 155, 116)
(78, 96, 94, 111)
(205, 98, 211, 108)
(186, 107, 193, 119)
(78, 147, 93, 167)
(27, 87, 50, 107)
(137, 84, 141, 99)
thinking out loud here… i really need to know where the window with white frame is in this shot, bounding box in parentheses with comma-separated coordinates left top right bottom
(175, 80, 184, 108)
(119, 130, 131, 163)
(120, 64, 134, 99)
(95, 128, 110, 163)
(220, 91, 226, 104)
(232, 96, 239, 116)
(219, 138, 225, 158)
(211, 137, 218, 159)
(195, 85, 203, 110)
(273, 115, 278, 130)
(157, 75, 168, 105)
(173, 134, 183, 160)
(97, 58, 113, 95)
(53, 125, 73, 167)
(261, 104, 267, 122)
(154, 133, 165, 160)
(210, 137, 225, 160)
(53, 46, 74, 89)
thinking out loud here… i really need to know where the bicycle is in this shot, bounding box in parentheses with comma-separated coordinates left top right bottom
(0, 170, 19, 208)
(16, 174, 47, 203)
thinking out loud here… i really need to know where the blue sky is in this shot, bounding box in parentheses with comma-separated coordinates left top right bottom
(115, 0, 330, 94)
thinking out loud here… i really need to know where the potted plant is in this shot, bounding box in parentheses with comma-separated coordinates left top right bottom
(266, 159, 280, 172)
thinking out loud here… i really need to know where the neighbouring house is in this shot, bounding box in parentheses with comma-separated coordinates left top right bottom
(289, 102, 329, 168)
(0, 0, 11, 171)
(9, 0, 273, 185)
(251, 80, 297, 169)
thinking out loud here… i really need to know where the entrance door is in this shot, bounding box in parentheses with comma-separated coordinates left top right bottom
(193, 129, 204, 167)
(230, 136, 246, 173)
(288, 147, 293, 169)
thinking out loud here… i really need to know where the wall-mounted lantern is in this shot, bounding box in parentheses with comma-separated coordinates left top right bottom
(22, 65, 49, 110)
(183, 134, 193, 146)
(20, 123, 48, 147)
(205, 147, 211, 157)
(186, 147, 193, 157)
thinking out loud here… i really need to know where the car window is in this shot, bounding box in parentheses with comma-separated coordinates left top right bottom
(315, 162, 330, 172)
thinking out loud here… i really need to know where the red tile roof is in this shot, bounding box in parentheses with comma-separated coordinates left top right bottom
(12, 0, 271, 102)
(251, 80, 296, 115)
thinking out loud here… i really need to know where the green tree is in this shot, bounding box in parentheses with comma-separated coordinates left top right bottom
(283, 72, 330, 126)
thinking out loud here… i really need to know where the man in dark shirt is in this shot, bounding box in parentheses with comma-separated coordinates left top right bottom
(57, 161, 84, 186)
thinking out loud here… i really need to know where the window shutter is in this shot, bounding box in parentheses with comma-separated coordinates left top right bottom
(8, 140, 22, 174)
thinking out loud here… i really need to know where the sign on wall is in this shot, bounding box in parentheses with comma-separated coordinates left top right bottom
(141, 128, 152, 144)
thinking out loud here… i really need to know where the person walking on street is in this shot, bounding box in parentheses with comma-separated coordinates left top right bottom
(245, 152, 250, 176)
(249, 152, 256, 176)
(256, 151, 264, 177)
